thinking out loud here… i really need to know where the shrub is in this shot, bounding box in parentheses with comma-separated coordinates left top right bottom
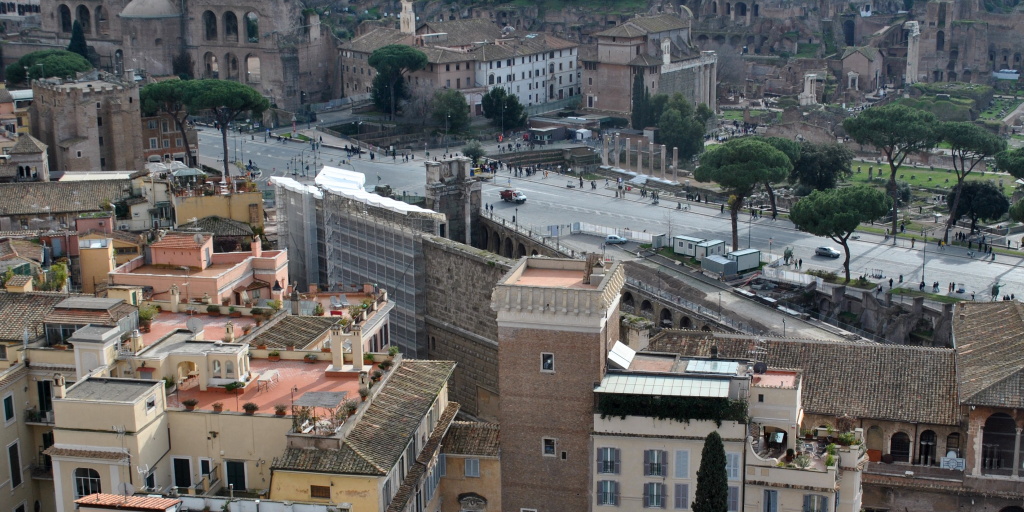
(182, 398, 199, 407)
(242, 402, 259, 412)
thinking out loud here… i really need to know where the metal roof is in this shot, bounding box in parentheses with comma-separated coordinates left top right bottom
(594, 374, 729, 397)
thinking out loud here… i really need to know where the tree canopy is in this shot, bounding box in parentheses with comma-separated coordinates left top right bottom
(481, 87, 527, 131)
(462, 140, 485, 164)
(995, 147, 1024, 179)
(842, 104, 938, 236)
(140, 80, 198, 166)
(368, 45, 428, 119)
(653, 93, 709, 163)
(789, 142, 854, 192)
(430, 89, 470, 134)
(695, 138, 793, 250)
(946, 181, 1009, 233)
(187, 80, 269, 184)
(790, 186, 891, 282)
(1010, 199, 1024, 224)
(939, 122, 1006, 241)
(693, 431, 728, 512)
(759, 137, 801, 217)
(5, 50, 92, 85)
(67, 21, 89, 61)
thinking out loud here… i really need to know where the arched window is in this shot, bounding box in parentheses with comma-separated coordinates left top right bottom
(74, 468, 101, 498)
(245, 12, 259, 43)
(225, 361, 234, 376)
(983, 413, 1017, 474)
(945, 432, 960, 457)
(223, 12, 238, 43)
(59, 4, 72, 32)
(245, 55, 261, 83)
(224, 53, 239, 80)
(76, 4, 91, 34)
(212, 360, 221, 376)
(890, 432, 911, 462)
(202, 11, 218, 41)
(936, 31, 945, 52)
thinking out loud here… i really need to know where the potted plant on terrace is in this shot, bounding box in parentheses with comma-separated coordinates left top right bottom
(182, 398, 199, 411)
(207, 304, 221, 316)
(274, 404, 288, 416)
(212, 402, 224, 413)
(379, 359, 393, 371)
(363, 352, 374, 365)
(387, 345, 400, 360)
(358, 386, 369, 402)
(313, 302, 325, 316)
(242, 402, 259, 415)
(268, 350, 281, 362)
(344, 399, 358, 417)
(229, 306, 241, 318)
(371, 369, 383, 382)
(223, 381, 244, 394)
(304, 353, 319, 364)
(138, 304, 157, 332)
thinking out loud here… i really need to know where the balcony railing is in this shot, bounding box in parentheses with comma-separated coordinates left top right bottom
(24, 408, 53, 425)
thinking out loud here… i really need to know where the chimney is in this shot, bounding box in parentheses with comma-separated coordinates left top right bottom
(710, 345, 718, 358)
(330, 322, 344, 369)
(129, 329, 143, 353)
(290, 290, 301, 315)
(53, 374, 67, 399)
(351, 325, 364, 371)
(224, 321, 235, 342)
(252, 235, 263, 258)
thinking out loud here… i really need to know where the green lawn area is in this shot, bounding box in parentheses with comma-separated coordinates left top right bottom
(795, 43, 820, 58)
(847, 160, 1016, 196)
(891, 289, 963, 304)
(979, 97, 1024, 120)
(719, 110, 745, 121)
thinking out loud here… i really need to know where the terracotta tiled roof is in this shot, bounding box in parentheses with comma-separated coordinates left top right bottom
(841, 46, 881, 62)
(0, 365, 29, 390)
(419, 19, 503, 47)
(386, 402, 460, 512)
(341, 28, 413, 54)
(74, 494, 181, 511)
(0, 291, 71, 341)
(5, 275, 31, 287)
(9, 239, 42, 264)
(649, 332, 960, 425)
(953, 302, 1024, 407)
(0, 180, 133, 216)
(45, 301, 135, 327)
(596, 14, 689, 38)
(470, 34, 577, 63)
(442, 421, 499, 457)
(44, 446, 129, 461)
(251, 316, 337, 349)
(151, 232, 209, 249)
(9, 133, 47, 155)
(0, 239, 14, 260)
(272, 360, 457, 475)
(110, 231, 144, 245)
(178, 216, 254, 237)
(0, 88, 12, 103)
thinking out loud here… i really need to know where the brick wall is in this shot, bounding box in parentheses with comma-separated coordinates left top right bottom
(423, 237, 512, 420)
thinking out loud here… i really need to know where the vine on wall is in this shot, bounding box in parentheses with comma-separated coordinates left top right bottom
(597, 394, 748, 427)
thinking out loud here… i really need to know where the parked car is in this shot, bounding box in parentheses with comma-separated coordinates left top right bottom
(814, 246, 841, 258)
(605, 235, 628, 245)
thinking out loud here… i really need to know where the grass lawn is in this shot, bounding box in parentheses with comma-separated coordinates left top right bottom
(848, 161, 1016, 196)
(719, 110, 745, 121)
(891, 289, 963, 304)
(979, 97, 1024, 120)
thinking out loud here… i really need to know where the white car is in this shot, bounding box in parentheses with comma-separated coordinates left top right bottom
(815, 246, 841, 258)
(605, 235, 628, 245)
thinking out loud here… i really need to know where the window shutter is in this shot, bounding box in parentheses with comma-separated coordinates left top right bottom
(596, 485, 602, 505)
(614, 448, 621, 474)
(644, 450, 651, 476)
(823, 496, 830, 512)
(643, 484, 651, 508)
(614, 481, 621, 506)
(675, 450, 688, 478)
(660, 450, 668, 475)
(660, 483, 667, 509)
(803, 495, 812, 512)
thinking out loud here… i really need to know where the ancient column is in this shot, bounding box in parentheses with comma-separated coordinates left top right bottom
(1014, 428, 1022, 477)
(602, 135, 609, 166)
(672, 147, 679, 181)
(649, 141, 656, 176)
(972, 424, 984, 476)
(661, 145, 667, 179)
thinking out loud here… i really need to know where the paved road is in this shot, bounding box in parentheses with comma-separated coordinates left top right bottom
(197, 128, 1024, 301)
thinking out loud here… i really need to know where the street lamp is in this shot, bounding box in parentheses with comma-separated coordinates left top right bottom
(514, 207, 518, 226)
(768, 237, 773, 260)
(782, 317, 786, 337)
(718, 292, 722, 318)
(747, 207, 753, 249)
(179, 266, 191, 305)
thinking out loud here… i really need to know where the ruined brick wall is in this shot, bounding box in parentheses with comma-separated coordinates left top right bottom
(423, 237, 512, 420)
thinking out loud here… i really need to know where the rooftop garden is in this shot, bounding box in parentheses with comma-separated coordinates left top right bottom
(597, 393, 748, 427)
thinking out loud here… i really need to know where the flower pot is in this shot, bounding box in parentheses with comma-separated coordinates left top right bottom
(184, 404, 196, 411)
(244, 410, 256, 416)
(321, 347, 331, 353)
(213, 404, 224, 413)
(268, 355, 281, 362)
(275, 410, 286, 417)
(230, 312, 242, 318)
(257, 344, 267, 350)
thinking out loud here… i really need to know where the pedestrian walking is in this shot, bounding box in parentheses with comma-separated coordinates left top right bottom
(889, 278, 894, 288)
(798, 259, 803, 269)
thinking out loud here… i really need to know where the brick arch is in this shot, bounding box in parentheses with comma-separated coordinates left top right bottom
(58, 4, 72, 32)
(76, 4, 91, 34)
(224, 11, 239, 43)
(659, 307, 673, 327)
(202, 10, 218, 41)
(890, 431, 911, 462)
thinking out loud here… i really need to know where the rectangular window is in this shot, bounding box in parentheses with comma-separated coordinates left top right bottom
(97, 117, 102, 127)
(162, 122, 169, 132)
(644, 449, 667, 477)
(98, 136, 103, 146)
(465, 458, 480, 477)
(763, 490, 778, 512)
(0, 345, 7, 360)
(162, 139, 170, 148)
(597, 480, 619, 506)
(726, 452, 741, 480)
(310, 485, 331, 498)
(643, 482, 665, 508)
(727, 486, 739, 512)
(674, 450, 689, 478)
(7, 440, 22, 488)
(438, 454, 446, 477)
(803, 494, 828, 512)
(146, 396, 156, 412)
(2, 394, 14, 424)
(597, 447, 620, 474)
(674, 483, 689, 509)
(543, 438, 556, 456)
(541, 353, 554, 372)
(149, 138, 158, 149)
(147, 120, 157, 130)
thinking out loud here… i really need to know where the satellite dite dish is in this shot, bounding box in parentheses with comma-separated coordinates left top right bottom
(753, 362, 768, 374)
(186, 317, 203, 334)
(118, 482, 136, 495)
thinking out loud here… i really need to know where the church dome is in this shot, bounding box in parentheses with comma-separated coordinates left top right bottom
(119, 0, 181, 19)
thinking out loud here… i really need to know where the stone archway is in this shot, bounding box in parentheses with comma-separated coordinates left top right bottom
(244, 54, 261, 83)
(76, 4, 91, 34)
(224, 11, 239, 43)
(640, 300, 654, 317)
(621, 292, 635, 310)
(701, 325, 712, 331)
(59, 4, 72, 32)
(890, 432, 911, 462)
(983, 413, 1017, 474)
(659, 308, 673, 327)
(95, 5, 108, 35)
(680, 316, 693, 329)
(245, 12, 260, 43)
(918, 430, 937, 465)
(502, 238, 513, 258)
(203, 10, 218, 41)
(204, 52, 219, 79)
(224, 53, 239, 80)
(516, 242, 526, 258)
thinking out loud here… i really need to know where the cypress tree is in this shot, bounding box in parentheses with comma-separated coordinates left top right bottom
(631, 70, 647, 129)
(693, 431, 729, 512)
(67, 21, 89, 61)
